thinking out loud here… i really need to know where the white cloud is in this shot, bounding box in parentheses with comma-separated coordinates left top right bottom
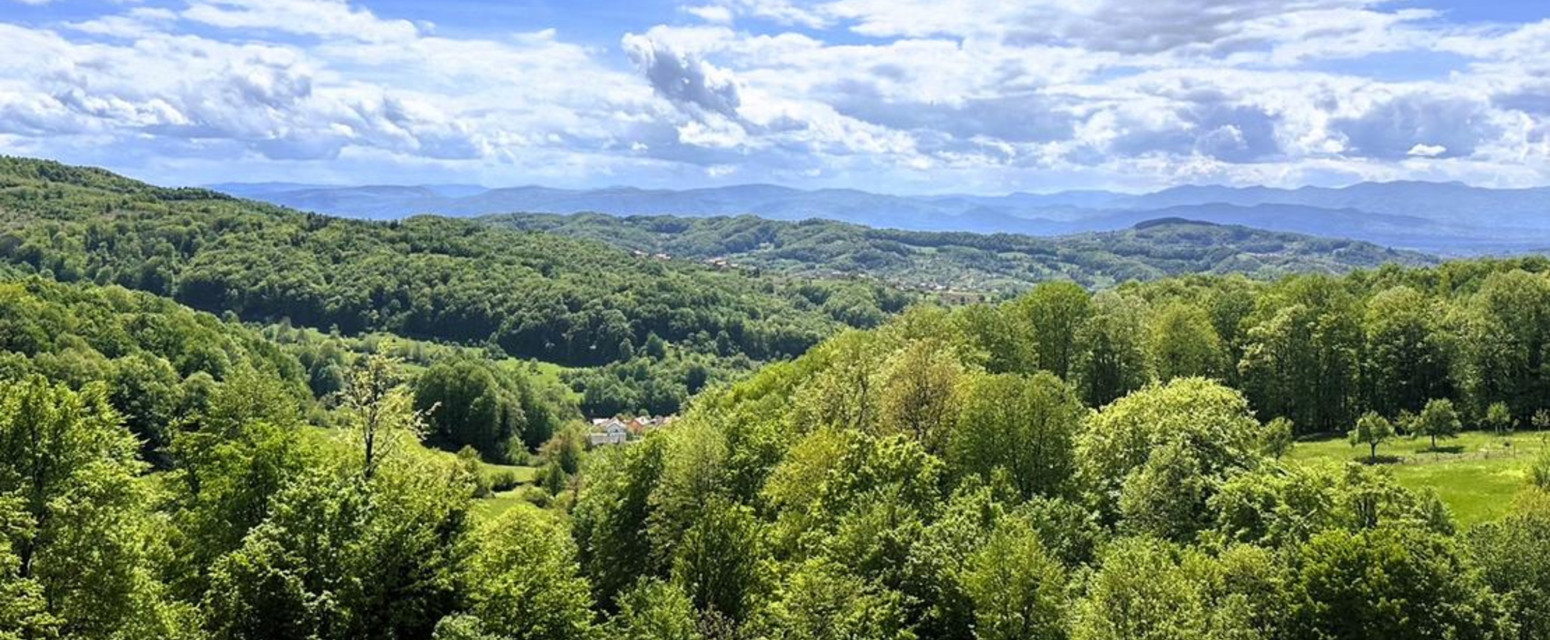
(684, 5, 735, 24)
(2, 0, 1549, 191)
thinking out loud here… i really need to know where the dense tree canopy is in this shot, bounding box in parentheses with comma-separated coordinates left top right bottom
(8, 157, 1550, 640)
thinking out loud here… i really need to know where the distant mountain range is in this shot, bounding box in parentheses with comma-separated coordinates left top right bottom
(209, 180, 1550, 256)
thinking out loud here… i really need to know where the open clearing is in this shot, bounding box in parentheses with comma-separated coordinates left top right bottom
(1287, 430, 1547, 526)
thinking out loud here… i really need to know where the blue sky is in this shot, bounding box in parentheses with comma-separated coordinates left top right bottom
(1, 0, 1548, 193)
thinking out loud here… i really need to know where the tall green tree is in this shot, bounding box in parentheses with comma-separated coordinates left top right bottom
(950, 373, 1085, 500)
(1240, 276, 1362, 434)
(1147, 302, 1225, 382)
(1078, 377, 1261, 522)
(460, 504, 594, 640)
(1074, 291, 1150, 408)
(1362, 286, 1453, 418)
(0, 377, 190, 639)
(1015, 281, 1092, 379)
(1289, 526, 1504, 640)
(963, 518, 1067, 640)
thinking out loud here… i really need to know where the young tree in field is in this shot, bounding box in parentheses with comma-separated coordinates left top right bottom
(1349, 411, 1395, 463)
(1261, 417, 1295, 460)
(1414, 398, 1462, 451)
(1535, 409, 1550, 432)
(1485, 402, 1514, 438)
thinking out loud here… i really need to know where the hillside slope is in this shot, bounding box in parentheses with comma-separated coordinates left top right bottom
(482, 213, 1437, 294)
(0, 156, 902, 369)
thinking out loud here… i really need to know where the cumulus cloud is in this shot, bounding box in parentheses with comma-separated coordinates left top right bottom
(623, 33, 743, 120)
(1, 0, 1549, 191)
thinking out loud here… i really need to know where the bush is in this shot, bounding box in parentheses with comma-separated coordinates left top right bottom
(487, 469, 521, 493)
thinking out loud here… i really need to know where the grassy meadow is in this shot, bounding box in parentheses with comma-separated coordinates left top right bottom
(1286, 430, 1548, 526)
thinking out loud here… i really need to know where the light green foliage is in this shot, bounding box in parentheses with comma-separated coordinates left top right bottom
(1467, 494, 1550, 640)
(951, 373, 1085, 500)
(1146, 302, 1225, 382)
(1415, 398, 1463, 450)
(1209, 464, 1453, 549)
(1071, 538, 1212, 640)
(878, 337, 965, 453)
(1532, 446, 1550, 492)
(1119, 441, 1214, 542)
(671, 498, 765, 620)
(753, 558, 915, 640)
(1261, 417, 1295, 459)
(0, 377, 188, 639)
(1349, 411, 1395, 462)
(609, 579, 703, 640)
(962, 518, 1066, 640)
(1078, 378, 1261, 521)
(461, 503, 594, 640)
(647, 418, 730, 566)
(571, 439, 668, 606)
(1486, 402, 1514, 437)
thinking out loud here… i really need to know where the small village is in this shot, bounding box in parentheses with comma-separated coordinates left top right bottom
(586, 414, 676, 446)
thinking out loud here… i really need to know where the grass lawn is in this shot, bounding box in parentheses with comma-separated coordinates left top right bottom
(1285, 430, 1548, 526)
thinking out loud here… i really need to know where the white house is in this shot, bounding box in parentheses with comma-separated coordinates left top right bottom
(588, 418, 629, 446)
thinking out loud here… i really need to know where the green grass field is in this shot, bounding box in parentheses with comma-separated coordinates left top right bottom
(1286, 430, 1548, 526)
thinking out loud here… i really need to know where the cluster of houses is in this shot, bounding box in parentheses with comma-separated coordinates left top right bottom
(587, 415, 676, 446)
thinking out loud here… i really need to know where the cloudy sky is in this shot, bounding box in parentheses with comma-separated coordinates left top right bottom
(2, 0, 1548, 193)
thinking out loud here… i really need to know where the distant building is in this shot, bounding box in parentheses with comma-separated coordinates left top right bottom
(588, 418, 629, 446)
(588, 415, 676, 446)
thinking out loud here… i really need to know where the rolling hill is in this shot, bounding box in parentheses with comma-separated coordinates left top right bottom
(212, 180, 1550, 255)
(481, 213, 1437, 294)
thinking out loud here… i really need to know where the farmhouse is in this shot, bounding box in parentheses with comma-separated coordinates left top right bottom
(587, 418, 629, 446)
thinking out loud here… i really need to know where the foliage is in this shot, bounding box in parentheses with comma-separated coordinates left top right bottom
(1349, 411, 1396, 462)
(1415, 398, 1463, 450)
(485, 212, 1435, 295)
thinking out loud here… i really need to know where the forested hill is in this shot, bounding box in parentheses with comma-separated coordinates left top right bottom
(0, 156, 912, 370)
(483, 212, 1437, 294)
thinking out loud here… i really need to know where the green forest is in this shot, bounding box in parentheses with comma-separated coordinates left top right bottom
(0, 157, 919, 416)
(484, 213, 1435, 293)
(4, 157, 1550, 640)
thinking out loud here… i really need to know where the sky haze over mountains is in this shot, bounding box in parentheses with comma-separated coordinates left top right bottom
(215, 179, 1550, 255)
(3, 0, 1550, 195)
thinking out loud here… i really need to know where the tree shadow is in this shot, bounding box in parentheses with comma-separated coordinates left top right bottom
(1355, 454, 1403, 465)
(1419, 445, 1465, 455)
